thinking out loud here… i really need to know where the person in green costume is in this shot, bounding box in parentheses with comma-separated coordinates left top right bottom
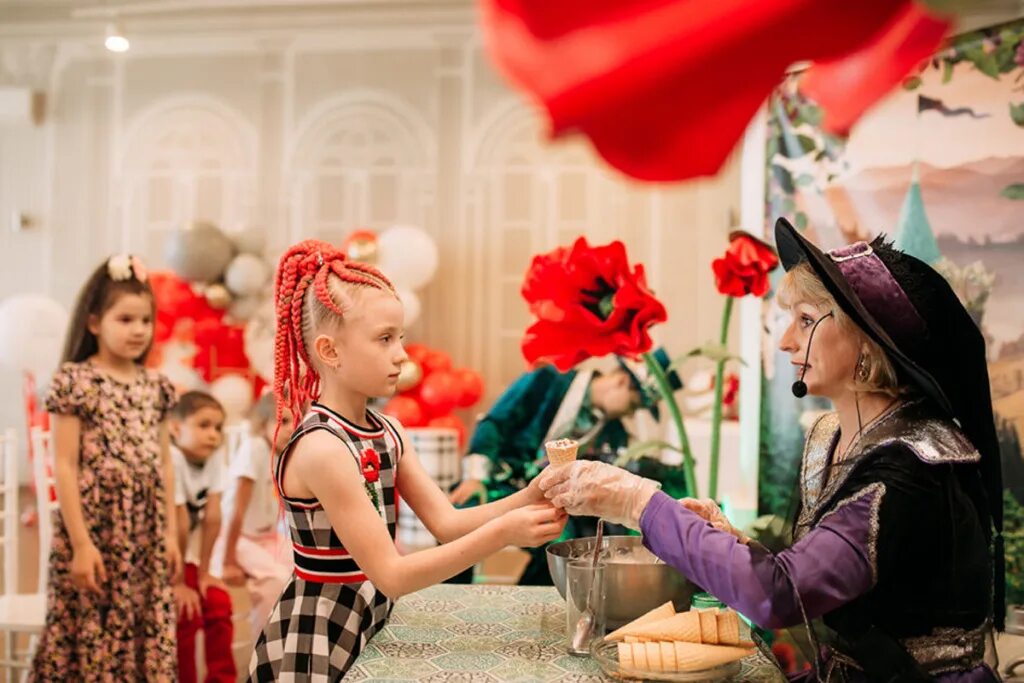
(448, 348, 681, 585)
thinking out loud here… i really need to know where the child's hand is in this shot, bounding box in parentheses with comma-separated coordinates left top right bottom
(165, 534, 182, 583)
(221, 561, 246, 587)
(175, 584, 203, 621)
(198, 572, 228, 599)
(525, 472, 548, 505)
(500, 503, 568, 548)
(70, 542, 106, 593)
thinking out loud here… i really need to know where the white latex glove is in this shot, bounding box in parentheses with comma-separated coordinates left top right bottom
(679, 498, 750, 544)
(537, 460, 660, 530)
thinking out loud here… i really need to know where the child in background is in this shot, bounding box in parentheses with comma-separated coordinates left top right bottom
(170, 391, 236, 683)
(213, 391, 296, 632)
(248, 240, 567, 681)
(31, 255, 180, 681)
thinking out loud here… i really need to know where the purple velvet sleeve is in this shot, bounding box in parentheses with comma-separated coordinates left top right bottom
(638, 491, 879, 629)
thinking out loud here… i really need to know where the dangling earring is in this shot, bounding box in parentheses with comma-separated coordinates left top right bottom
(856, 354, 870, 382)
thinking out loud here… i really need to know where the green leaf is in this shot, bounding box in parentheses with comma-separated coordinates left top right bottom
(1001, 183, 1024, 200)
(795, 173, 815, 187)
(796, 134, 817, 155)
(966, 47, 1000, 79)
(942, 60, 954, 84)
(802, 104, 824, 127)
(613, 440, 680, 467)
(772, 164, 795, 194)
(902, 76, 922, 90)
(795, 212, 809, 230)
(1010, 102, 1024, 127)
(686, 343, 747, 366)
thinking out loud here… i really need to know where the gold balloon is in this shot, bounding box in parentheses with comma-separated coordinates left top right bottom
(343, 231, 379, 263)
(205, 283, 233, 310)
(396, 359, 423, 392)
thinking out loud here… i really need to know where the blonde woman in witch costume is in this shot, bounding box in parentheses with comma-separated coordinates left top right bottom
(541, 218, 1004, 681)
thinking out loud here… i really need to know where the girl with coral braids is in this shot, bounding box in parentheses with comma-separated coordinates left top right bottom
(248, 239, 567, 681)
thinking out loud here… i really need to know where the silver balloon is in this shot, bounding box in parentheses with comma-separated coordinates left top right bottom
(232, 227, 266, 255)
(165, 221, 235, 283)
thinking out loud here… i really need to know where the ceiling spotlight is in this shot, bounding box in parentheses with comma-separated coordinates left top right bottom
(104, 23, 130, 53)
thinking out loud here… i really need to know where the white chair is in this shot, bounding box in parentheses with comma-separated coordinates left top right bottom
(29, 429, 57, 596)
(0, 428, 45, 681)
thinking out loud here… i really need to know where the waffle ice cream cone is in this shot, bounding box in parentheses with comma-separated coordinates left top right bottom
(672, 642, 752, 671)
(545, 438, 579, 466)
(616, 611, 702, 643)
(697, 609, 719, 645)
(617, 641, 753, 673)
(716, 610, 741, 646)
(605, 601, 675, 642)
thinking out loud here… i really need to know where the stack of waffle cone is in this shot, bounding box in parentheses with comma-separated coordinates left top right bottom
(545, 438, 579, 467)
(616, 641, 753, 673)
(606, 602, 753, 673)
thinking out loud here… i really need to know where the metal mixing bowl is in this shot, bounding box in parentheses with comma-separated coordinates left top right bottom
(547, 535, 696, 628)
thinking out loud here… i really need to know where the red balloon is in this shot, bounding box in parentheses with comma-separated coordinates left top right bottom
(421, 349, 453, 375)
(404, 343, 431, 365)
(418, 370, 460, 417)
(454, 368, 484, 408)
(429, 414, 467, 450)
(384, 395, 426, 427)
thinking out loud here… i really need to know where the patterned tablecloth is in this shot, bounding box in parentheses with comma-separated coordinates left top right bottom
(347, 584, 786, 682)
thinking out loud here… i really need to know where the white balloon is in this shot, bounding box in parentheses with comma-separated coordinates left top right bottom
(0, 294, 69, 382)
(243, 299, 275, 383)
(376, 225, 438, 290)
(210, 373, 254, 422)
(397, 288, 421, 327)
(224, 253, 270, 297)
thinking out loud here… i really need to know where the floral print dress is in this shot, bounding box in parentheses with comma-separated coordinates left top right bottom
(31, 360, 178, 682)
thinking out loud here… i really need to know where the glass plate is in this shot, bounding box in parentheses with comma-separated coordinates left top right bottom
(590, 640, 743, 682)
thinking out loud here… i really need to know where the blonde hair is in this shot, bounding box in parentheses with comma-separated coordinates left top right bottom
(778, 262, 903, 397)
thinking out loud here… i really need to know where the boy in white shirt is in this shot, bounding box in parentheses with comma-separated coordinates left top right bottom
(170, 391, 235, 683)
(212, 392, 296, 632)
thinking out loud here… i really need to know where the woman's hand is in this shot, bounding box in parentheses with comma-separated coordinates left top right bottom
(679, 498, 750, 543)
(70, 541, 106, 593)
(499, 503, 568, 547)
(538, 461, 659, 530)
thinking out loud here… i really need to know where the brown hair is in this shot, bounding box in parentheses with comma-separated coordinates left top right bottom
(777, 262, 902, 397)
(62, 257, 155, 364)
(272, 239, 396, 431)
(171, 390, 224, 420)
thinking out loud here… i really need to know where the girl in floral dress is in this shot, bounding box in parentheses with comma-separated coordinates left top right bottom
(30, 255, 181, 682)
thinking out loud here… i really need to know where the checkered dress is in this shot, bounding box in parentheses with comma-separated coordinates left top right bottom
(247, 402, 401, 682)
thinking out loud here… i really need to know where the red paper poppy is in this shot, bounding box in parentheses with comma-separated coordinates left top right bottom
(481, 0, 950, 181)
(521, 237, 666, 371)
(361, 449, 381, 484)
(712, 232, 779, 298)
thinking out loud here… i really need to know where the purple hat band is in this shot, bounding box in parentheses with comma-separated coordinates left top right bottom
(827, 241, 927, 347)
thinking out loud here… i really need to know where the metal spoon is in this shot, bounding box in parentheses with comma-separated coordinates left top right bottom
(571, 519, 604, 651)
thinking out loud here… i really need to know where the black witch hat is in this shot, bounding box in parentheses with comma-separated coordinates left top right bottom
(774, 216, 1005, 629)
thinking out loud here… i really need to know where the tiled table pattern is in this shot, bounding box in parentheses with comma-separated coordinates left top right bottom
(347, 584, 785, 682)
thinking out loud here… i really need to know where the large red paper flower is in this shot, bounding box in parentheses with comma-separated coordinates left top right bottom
(521, 237, 667, 371)
(481, 0, 952, 181)
(712, 232, 779, 298)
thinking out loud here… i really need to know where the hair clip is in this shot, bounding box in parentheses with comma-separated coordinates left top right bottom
(107, 254, 149, 283)
(317, 251, 324, 267)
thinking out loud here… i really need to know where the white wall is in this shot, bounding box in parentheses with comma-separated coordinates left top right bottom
(0, 6, 741, 470)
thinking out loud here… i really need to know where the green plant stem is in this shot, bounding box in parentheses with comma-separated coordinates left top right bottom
(644, 351, 697, 498)
(709, 296, 735, 501)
